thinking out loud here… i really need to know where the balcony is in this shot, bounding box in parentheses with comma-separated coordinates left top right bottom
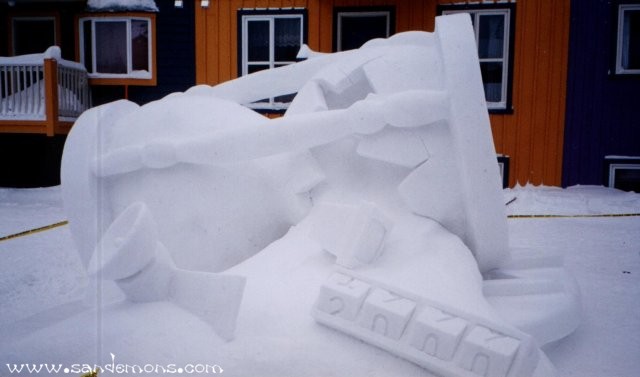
(0, 46, 91, 136)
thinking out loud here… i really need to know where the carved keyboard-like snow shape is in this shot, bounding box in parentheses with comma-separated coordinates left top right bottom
(312, 272, 540, 377)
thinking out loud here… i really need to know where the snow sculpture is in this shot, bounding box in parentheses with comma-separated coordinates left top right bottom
(61, 13, 580, 377)
(88, 201, 245, 340)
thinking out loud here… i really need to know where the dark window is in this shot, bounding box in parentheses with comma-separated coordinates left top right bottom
(79, 16, 153, 79)
(334, 7, 395, 52)
(615, 5, 640, 74)
(604, 157, 640, 193)
(238, 9, 307, 110)
(95, 21, 127, 74)
(131, 20, 149, 72)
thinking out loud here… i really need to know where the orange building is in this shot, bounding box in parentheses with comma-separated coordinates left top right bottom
(0, 0, 571, 187)
(194, 0, 571, 187)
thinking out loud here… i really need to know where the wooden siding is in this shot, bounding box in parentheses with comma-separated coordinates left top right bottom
(563, 0, 640, 187)
(488, 1, 571, 186)
(195, 0, 570, 186)
(195, 0, 438, 85)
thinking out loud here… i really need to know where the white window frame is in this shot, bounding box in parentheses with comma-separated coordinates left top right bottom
(11, 16, 57, 55)
(615, 4, 640, 74)
(79, 16, 153, 79)
(240, 12, 304, 110)
(335, 10, 392, 52)
(443, 8, 511, 110)
(608, 163, 640, 188)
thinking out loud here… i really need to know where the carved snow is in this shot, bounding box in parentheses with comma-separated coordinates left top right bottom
(313, 272, 540, 377)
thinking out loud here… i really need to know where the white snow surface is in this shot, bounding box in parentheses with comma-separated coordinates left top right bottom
(0, 184, 639, 376)
(87, 0, 158, 12)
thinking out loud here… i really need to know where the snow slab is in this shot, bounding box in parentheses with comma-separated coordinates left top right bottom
(1, 185, 639, 376)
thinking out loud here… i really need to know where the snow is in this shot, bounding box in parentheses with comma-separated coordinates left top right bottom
(0, 46, 86, 71)
(87, 0, 158, 12)
(1, 185, 639, 376)
(1, 14, 639, 377)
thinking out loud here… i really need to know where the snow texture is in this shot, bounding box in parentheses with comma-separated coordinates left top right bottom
(0, 46, 86, 70)
(2, 185, 639, 376)
(2, 13, 630, 377)
(87, 0, 158, 12)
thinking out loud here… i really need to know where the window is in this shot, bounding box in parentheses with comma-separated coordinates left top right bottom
(334, 7, 395, 52)
(11, 16, 58, 56)
(440, 5, 515, 112)
(78, 14, 156, 85)
(615, 4, 640, 74)
(604, 157, 640, 192)
(239, 9, 306, 110)
(497, 155, 510, 188)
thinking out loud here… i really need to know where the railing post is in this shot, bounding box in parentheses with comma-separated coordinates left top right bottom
(44, 58, 58, 137)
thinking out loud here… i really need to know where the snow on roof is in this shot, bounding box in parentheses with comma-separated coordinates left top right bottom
(87, 0, 158, 12)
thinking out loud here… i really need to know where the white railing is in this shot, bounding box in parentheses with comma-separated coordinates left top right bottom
(0, 64, 46, 119)
(57, 64, 91, 119)
(0, 47, 91, 135)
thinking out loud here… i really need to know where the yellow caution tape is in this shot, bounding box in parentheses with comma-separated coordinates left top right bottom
(1, 212, 638, 243)
(0, 220, 69, 242)
(508, 213, 640, 219)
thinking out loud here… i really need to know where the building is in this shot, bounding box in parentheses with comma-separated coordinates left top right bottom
(564, 0, 640, 192)
(1, 0, 637, 190)
(0, 0, 195, 186)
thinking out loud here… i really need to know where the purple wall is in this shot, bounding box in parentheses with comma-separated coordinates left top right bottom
(563, 0, 640, 187)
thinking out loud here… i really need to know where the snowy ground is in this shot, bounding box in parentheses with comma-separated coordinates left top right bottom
(0, 184, 639, 376)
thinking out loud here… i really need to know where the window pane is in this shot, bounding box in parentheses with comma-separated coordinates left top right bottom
(83, 20, 93, 73)
(338, 13, 390, 51)
(13, 19, 55, 55)
(275, 93, 296, 103)
(131, 20, 149, 72)
(95, 21, 127, 74)
(480, 62, 503, 103)
(247, 20, 270, 62)
(274, 18, 301, 62)
(622, 9, 640, 70)
(478, 14, 505, 59)
(248, 64, 270, 74)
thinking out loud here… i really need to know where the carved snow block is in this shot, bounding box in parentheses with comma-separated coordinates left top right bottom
(357, 288, 417, 340)
(315, 272, 371, 321)
(408, 306, 468, 361)
(457, 326, 521, 377)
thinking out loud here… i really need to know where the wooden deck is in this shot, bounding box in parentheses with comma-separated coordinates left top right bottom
(0, 49, 90, 136)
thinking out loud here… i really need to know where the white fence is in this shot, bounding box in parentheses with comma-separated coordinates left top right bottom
(0, 50, 91, 124)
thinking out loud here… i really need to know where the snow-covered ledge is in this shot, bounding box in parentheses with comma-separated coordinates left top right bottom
(86, 0, 158, 12)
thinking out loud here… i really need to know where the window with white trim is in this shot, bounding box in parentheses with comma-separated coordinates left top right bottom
(441, 6, 515, 112)
(239, 10, 306, 110)
(334, 7, 394, 52)
(79, 15, 154, 80)
(615, 4, 640, 74)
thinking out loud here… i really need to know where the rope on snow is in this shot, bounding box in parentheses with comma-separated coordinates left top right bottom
(0, 221, 69, 243)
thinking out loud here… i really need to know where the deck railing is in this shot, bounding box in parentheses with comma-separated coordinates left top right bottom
(0, 47, 91, 136)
